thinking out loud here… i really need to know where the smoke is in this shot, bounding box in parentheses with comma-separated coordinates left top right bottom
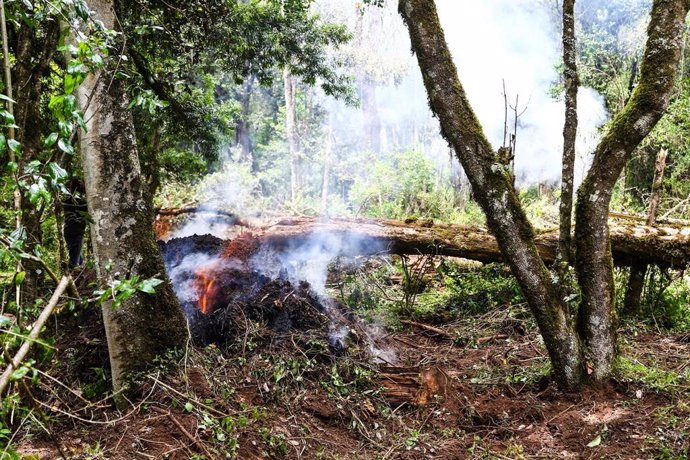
(318, 0, 610, 185)
(249, 231, 386, 296)
(167, 251, 243, 316)
(172, 153, 260, 240)
(436, 0, 609, 184)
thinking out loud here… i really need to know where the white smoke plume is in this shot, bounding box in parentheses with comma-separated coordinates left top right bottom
(317, 0, 610, 185)
(436, 0, 609, 184)
(172, 153, 259, 240)
(249, 231, 386, 296)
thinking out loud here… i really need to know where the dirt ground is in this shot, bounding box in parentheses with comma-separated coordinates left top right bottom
(8, 240, 690, 459)
(12, 299, 690, 459)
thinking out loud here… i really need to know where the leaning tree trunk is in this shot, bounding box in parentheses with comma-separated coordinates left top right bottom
(76, 0, 187, 393)
(399, 0, 583, 389)
(575, 0, 689, 382)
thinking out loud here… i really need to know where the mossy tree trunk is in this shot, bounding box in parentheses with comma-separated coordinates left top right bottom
(13, 20, 60, 304)
(399, 0, 582, 390)
(558, 0, 578, 266)
(76, 0, 187, 393)
(574, 0, 688, 381)
(399, 0, 689, 389)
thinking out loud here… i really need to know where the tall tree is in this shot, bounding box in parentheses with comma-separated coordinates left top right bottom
(558, 0, 578, 266)
(399, 0, 689, 389)
(284, 68, 302, 202)
(76, 0, 187, 392)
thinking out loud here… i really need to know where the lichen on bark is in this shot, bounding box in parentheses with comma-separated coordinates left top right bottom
(399, 0, 690, 388)
(399, 0, 583, 389)
(76, 0, 187, 394)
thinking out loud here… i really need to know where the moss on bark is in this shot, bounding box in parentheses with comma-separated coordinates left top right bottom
(76, 0, 187, 394)
(399, 0, 584, 389)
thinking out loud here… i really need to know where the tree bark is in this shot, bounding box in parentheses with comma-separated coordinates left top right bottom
(12, 18, 60, 305)
(399, 0, 583, 389)
(236, 74, 254, 163)
(575, 0, 689, 382)
(558, 0, 578, 265)
(0, 0, 18, 227)
(76, 0, 187, 393)
(246, 217, 690, 269)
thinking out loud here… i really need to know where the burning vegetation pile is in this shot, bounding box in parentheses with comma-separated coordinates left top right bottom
(160, 233, 359, 350)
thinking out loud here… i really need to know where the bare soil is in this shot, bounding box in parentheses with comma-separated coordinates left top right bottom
(13, 304, 690, 459)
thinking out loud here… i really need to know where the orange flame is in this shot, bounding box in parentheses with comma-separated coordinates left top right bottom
(195, 265, 218, 314)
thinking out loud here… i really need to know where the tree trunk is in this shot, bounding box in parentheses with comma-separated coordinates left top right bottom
(13, 19, 60, 305)
(76, 0, 187, 393)
(238, 217, 690, 269)
(623, 147, 668, 315)
(558, 0, 578, 266)
(320, 121, 334, 215)
(399, 0, 583, 389)
(575, 0, 688, 382)
(284, 68, 301, 202)
(236, 74, 254, 163)
(361, 78, 381, 153)
(399, 0, 689, 388)
(0, 0, 18, 228)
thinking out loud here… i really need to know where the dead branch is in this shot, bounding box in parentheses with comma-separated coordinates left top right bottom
(0, 276, 71, 397)
(400, 320, 451, 338)
(150, 406, 216, 460)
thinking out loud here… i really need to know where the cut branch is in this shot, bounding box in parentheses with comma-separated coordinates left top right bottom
(0, 276, 71, 397)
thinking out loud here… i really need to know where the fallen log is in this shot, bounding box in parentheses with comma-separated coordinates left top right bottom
(252, 217, 690, 269)
(155, 206, 247, 224)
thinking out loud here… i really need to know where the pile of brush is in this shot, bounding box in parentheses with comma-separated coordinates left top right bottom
(160, 233, 353, 350)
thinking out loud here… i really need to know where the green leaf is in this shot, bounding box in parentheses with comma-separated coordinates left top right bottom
(64, 74, 78, 94)
(57, 138, 74, 155)
(138, 278, 163, 294)
(0, 93, 15, 103)
(587, 435, 602, 448)
(44, 132, 59, 147)
(10, 365, 30, 381)
(0, 315, 12, 327)
(7, 139, 21, 154)
(48, 95, 64, 110)
(14, 271, 26, 286)
(0, 109, 15, 124)
(184, 402, 193, 412)
(58, 120, 73, 138)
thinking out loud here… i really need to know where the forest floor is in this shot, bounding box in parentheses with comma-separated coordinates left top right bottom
(11, 259, 690, 460)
